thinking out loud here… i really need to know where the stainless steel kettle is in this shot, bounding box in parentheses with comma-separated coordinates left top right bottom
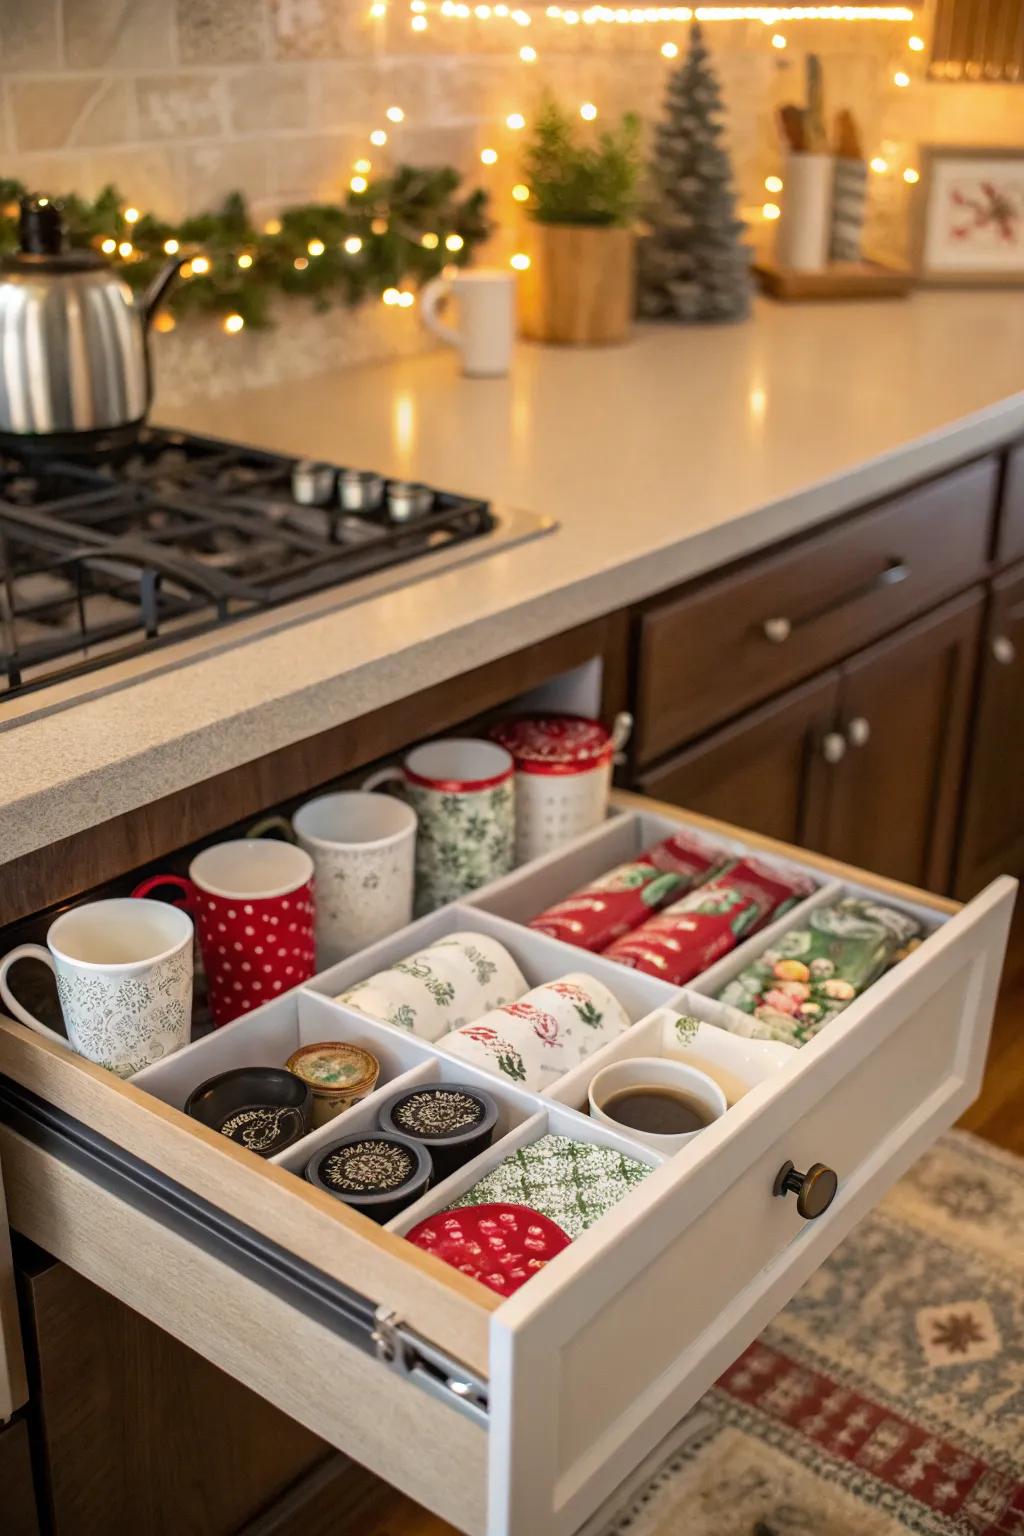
(0, 194, 185, 454)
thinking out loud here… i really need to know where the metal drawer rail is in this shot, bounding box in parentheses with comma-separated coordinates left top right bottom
(0, 1075, 488, 1426)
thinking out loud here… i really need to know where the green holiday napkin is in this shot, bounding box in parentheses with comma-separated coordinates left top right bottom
(446, 1132, 652, 1240)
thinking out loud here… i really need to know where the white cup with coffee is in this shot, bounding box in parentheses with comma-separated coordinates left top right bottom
(588, 1056, 727, 1153)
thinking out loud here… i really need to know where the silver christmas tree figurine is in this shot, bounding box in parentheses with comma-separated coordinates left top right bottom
(638, 22, 751, 323)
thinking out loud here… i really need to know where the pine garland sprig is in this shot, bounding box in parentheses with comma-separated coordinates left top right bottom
(0, 169, 492, 330)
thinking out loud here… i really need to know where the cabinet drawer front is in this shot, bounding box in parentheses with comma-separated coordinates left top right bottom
(636, 457, 998, 761)
(0, 795, 1014, 1536)
(999, 441, 1024, 567)
(0, 1156, 27, 1422)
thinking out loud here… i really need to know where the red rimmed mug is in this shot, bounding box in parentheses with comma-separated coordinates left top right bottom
(364, 738, 515, 915)
(134, 840, 316, 1027)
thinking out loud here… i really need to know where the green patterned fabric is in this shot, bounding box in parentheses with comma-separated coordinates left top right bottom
(446, 1133, 652, 1239)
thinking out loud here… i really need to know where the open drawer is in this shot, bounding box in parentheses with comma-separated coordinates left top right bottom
(0, 791, 1015, 1536)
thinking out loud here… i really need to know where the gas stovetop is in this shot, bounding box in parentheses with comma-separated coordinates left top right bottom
(0, 427, 527, 699)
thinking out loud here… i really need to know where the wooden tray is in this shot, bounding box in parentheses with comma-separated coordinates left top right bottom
(755, 257, 913, 301)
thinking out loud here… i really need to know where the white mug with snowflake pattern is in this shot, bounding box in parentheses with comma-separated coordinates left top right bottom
(292, 791, 417, 968)
(0, 898, 194, 1078)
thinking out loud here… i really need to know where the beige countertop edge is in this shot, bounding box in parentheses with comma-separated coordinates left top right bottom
(1, 385, 1022, 866)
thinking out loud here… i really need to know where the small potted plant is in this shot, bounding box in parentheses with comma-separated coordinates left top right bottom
(518, 93, 641, 345)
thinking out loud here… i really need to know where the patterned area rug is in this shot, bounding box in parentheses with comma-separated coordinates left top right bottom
(594, 1131, 1024, 1536)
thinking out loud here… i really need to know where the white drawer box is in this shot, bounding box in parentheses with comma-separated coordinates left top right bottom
(0, 792, 1015, 1536)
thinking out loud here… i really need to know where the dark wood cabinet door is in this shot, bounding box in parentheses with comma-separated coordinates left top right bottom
(955, 562, 1024, 898)
(0, 1419, 39, 1536)
(634, 670, 841, 848)
(822, 589, 984, 894)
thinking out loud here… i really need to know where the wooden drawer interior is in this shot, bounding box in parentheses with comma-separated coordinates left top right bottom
(0, 794, 1015, 1536)
(635, 456, 998, 762)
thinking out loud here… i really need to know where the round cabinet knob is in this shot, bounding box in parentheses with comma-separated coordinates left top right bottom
(822, 731, 847, 764)
(992, 635, 1017, 666)
(773, 1160, 838, 1220)
(847, 715, 871, 748)
(762, 616, 792, 644)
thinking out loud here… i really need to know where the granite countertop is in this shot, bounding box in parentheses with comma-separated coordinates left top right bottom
(2, 293, 1023, 862)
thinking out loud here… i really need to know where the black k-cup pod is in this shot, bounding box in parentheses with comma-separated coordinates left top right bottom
(185, 1066, 312, 1158)
(305, 1132, 432, 1223)
(377, 1081, 498, 1180)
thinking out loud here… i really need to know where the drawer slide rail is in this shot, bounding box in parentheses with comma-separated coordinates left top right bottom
(0, 1075, 489, 1426)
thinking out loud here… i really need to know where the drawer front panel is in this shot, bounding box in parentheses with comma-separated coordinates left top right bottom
(999, 440, 1024, 567)
(0, 1155, 27, 1422)
(636, 456, 998, 762)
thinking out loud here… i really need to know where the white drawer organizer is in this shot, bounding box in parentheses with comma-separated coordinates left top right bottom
(0, 792, 1015, 1536)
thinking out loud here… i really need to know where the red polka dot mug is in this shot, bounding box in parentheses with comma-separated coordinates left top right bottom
(133, 840, 316, 1027)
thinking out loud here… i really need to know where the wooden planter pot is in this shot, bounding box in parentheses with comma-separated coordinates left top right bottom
(519, 223, 635, 345)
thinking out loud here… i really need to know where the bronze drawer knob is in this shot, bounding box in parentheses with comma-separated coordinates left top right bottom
(773, 1159, 838, 1220)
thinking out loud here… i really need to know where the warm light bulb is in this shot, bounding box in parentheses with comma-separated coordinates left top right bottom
(411, 0, 426, 9)
(386, 105, 404, 122)
(564, 8, 579, 20)
(870, 156, 888, 173)
(421, 231, 439, 248)
(764, 174, 783, 193)
(153, 312, 176, 333)
(475, 3, 491, 14)
(908, 33, 924, 49)
(762, 202, 781, 220)
(370, 129, 388, 146)
(118, 241, 134, 257)
(481, 147, 499, 164)
(893, 69, 910, 86)
(191, 254, 210, 274)
(445, 233, 465, 251)
(512, 7, 530, 21)
(163, 237, 180, 254)
(179, 261, 194, 279)
(264, 218, 282, 235)
(660, 40, 678, 56)
(496, 2, 509, 12)
(520, 43, 537, 60)
(223, 313, 245, 333)
(371, 217, 389, 234)
(506, 112, 525, 130)
(510, 252, 530, 270)
(237, 252, 253, 268)
(350, 175, 369, 193)
(512, 183, 530, 202)
(370, 2, 386, 14)
(354, 158, 372, 173)
(903, 167, 920, 183)
(307, 238, 325, 256)
(123, 206, 140, 223)
(344, 235, 363, 253)
(579, 102, 598, 120)
(383, 287, 401, 305)
(397, 290, 415, 307)
(771, 31, 786, 46)
(294, 256, 309, 270)
(411, 16, 427, 29)
(101, 237, 117, 254)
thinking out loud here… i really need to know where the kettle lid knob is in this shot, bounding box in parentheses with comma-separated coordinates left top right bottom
(19, 195, 65, 256)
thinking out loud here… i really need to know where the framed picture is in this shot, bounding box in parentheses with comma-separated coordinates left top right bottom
(911, 145, 1024, 286)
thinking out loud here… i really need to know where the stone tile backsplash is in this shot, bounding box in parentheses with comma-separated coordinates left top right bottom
(2, 0, 1022, 397)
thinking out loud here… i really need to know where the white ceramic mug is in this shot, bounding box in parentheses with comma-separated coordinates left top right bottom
(292, 791, 417, 967)
(364, 739, 515, 914)
(420, 268, 516, 378)
(0, 898, 194, 1078)
(588, 1056, 727, 1153)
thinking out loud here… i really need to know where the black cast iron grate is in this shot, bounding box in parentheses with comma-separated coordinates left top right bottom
(0, 427, 494, 697)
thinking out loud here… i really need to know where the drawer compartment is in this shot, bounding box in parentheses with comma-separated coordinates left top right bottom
(636, 456, 998, 761)
(0, 793, 1014, 1536)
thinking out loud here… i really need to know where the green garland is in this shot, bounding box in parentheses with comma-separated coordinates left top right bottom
(0, 168, 491, 330)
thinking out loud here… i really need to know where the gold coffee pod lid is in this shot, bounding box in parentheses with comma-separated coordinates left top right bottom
(286, 1041, 379, 1096)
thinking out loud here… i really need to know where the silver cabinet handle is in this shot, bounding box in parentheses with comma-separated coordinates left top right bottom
(992, 635, 1017, 666)
(763, 616, 791, 644)
(847, 715, 871, 747)
(759, 559, 908, 648)
(822, 731, 847, 764)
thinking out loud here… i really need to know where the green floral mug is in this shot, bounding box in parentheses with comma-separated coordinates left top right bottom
(364, 738, 515, 915)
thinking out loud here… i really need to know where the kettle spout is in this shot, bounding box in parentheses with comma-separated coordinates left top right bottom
(142, 253, 188, 331)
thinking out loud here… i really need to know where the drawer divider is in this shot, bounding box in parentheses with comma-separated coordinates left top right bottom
(0, 1074, 490, 1426)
